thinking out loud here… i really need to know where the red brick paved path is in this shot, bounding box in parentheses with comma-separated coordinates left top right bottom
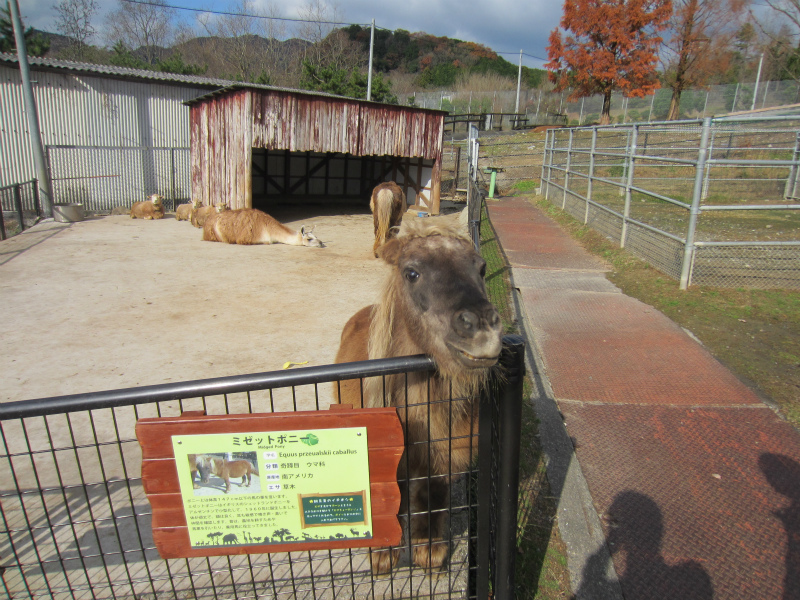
(488, 196, 800, 600)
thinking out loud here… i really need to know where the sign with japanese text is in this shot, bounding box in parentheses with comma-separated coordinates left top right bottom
(172, 427, 372, 548)
(136, 406, 403, 558)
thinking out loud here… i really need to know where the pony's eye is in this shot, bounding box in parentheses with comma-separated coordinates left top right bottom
(479, 262, 487, 278)
(404, 268, 420, 283)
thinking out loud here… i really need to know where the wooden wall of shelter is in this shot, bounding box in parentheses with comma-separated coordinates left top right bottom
(188, 87, 445, 213)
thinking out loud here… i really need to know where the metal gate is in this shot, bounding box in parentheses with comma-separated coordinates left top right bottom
(0, 337, 524, 600)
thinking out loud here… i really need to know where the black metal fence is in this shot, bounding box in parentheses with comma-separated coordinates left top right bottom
(0, 337, 524, 600)
(0, 180, 41, 240)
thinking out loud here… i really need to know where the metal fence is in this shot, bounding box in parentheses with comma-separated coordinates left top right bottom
(0, 337, 524, 600)
(541, 116, 800, 289)
(411, 79, 800, 127)
(46, 146, 191, 213)
(0, 180, 41, 240)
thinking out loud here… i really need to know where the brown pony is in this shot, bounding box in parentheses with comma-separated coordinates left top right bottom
(334, 217, 503, 573)
(370, 181, 405, 257)
(195, 456, 259, 493)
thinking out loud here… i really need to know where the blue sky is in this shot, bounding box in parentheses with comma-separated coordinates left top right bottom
(18, 0, 559, 68)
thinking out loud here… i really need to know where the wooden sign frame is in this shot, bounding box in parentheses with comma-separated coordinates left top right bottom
(136, 405, 403, 559)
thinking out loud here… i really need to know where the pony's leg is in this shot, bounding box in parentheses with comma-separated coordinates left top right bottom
(224, 475, 231, 493)
(408, 475, 449, 570)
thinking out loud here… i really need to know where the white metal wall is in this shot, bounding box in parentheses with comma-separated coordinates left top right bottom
(0, 63, 212, 188)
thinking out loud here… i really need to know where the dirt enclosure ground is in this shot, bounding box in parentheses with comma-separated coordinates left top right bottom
(1, 206, 392, 408)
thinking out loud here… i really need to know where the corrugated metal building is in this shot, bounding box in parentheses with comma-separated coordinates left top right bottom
(186, 86, 446, 214)
(0, 53, 235, 208)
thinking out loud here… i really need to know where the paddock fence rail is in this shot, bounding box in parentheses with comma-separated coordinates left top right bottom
(0, 336, 525, 600)
(0, 180, 41, 240)
(541, 116, 800, 289)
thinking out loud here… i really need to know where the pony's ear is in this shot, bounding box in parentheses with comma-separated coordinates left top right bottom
(377, 238, 402, 265)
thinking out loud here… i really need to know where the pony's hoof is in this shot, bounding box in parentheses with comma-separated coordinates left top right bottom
(370, 548, 400, 574)
(411, 539, 448, 570)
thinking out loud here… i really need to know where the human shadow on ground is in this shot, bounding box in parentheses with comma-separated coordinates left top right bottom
(759, 453, 800, 600)
(577, 490, 713, 600)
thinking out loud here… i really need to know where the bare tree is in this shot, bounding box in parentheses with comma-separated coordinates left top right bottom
(105, 0, 175, 65)
(53, 0, 98, 60)
(196, 0, 287, 83)
(661, 0, 748, 119)
(295, 0, 362, 74)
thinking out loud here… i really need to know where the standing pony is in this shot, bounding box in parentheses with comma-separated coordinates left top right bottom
(334, 218, 503, 573)
(370, 181, 405, 257)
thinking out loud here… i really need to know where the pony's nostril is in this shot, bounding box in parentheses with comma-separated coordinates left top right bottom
(455, 310, 479, 335)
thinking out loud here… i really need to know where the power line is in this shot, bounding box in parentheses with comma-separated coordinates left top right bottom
(122, 0, 553, 64)
(121, 0, 369, 28)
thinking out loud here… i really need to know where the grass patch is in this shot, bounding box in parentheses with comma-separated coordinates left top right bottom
(533, 196, 800, 427)
(479, 204, 573, 598)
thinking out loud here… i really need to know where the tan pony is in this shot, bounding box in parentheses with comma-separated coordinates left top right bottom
(194, 456, 260, 493)
(370, 181, 405, 257)
(130, 194, 165, 219)
(202, 208, 324, 247)
(175, 198, 201, 221)
(191, 201, 228, 228)
(334, 218, 503, 573)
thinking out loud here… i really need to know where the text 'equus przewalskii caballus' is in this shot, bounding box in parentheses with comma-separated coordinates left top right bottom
(334, 217, 503, 573)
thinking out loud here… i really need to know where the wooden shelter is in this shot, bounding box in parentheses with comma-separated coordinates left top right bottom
(185, 85, 447, 214)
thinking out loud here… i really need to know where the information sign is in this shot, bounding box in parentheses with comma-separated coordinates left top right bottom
(172, 427, 372, 548)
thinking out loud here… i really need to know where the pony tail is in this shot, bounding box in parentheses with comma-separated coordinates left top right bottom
(374, 189, 393, 247)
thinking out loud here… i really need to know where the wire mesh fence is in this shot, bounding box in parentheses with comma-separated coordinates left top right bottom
(46, 146, 191, 213)
(410, 79, 800, 127)
(542, 117, 800, 289)
(0, 339, 524, 600)
(0, 180, 41, 240)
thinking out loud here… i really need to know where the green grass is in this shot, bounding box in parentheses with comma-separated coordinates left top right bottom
(479, 205, 573, 598)
(533, 195, 800, 427)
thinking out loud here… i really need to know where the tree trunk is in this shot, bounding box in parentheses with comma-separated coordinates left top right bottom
(667, 89, 682, 121)
(600, 91, 613, 125)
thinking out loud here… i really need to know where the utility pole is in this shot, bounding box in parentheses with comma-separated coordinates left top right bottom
(366, 19, 375, 101)
(9, 0, 53, 216)
(514, 50, 522, 114)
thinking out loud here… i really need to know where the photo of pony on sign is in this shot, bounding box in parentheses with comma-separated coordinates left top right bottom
(172, 427, 372, 549)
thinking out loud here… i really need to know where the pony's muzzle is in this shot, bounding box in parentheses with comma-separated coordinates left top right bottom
(452, 306, 501, 338)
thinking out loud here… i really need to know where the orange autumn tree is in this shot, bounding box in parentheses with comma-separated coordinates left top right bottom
(546, 0, 672, 124)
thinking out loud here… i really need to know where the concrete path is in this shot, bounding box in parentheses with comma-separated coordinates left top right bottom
(488, 196, 800, 600)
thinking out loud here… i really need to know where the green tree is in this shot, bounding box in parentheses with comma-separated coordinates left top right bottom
(0, 7, 50, 56)
(156, 53, 207, 76)
(300, 60, 397, 103)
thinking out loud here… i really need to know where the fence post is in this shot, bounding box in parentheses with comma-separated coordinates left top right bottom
(34, 178, 42, 219)
(562, 129, 574, 209)
(0, 192, 6, 241)
(171, 148, 177, 210)
(492, 334, 525, 599)
(542, 129, 552, 200)
(680, 117, 712, 290)
(621, 124, 638, 248)
(476, 335, 525, 599)
(14, 184, 26, 233)
(702, 126, 716, 200)
(784, 132, 800, 200)
(586, 127, 597, 224)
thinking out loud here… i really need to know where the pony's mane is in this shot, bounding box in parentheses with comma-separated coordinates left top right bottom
(394, 215, 471, 243)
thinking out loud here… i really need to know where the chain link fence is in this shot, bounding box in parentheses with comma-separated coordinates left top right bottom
(46, 146, 191, 213)
(542, 117, 800, 289)
(410, 79, 800, 127)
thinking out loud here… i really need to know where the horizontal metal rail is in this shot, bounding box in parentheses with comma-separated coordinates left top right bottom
(0, 355, 436, 420)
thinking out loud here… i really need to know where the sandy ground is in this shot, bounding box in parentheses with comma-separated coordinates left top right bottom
(0, 207, 388, 407)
